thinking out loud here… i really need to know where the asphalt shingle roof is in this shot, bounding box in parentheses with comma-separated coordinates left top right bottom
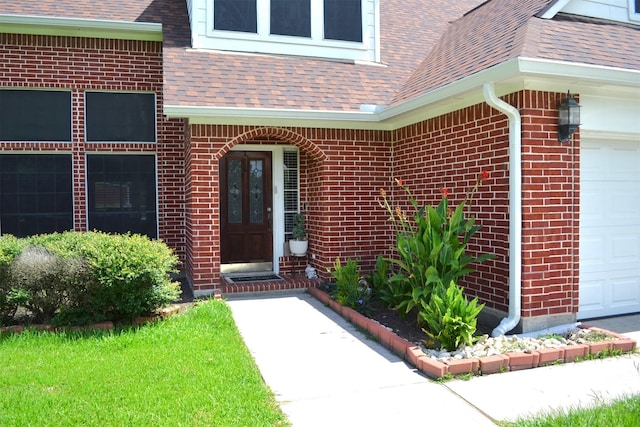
(1, 0, 638, 112)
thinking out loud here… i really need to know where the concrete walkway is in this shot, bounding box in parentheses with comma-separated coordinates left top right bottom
(227, 291, 640, 426)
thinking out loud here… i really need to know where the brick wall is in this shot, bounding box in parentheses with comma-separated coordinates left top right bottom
(1, 33, 580, 320)
(0, 34, 186, 261)
(186, 125, 392, 292)
(519, 90, 580, 319)
(391, 101, 512, 312)
(390, 90, 579, 317)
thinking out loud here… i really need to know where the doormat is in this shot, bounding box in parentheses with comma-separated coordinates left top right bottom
(225, 274, 283, 283)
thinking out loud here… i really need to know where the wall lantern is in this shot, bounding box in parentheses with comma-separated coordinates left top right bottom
(558, 91, 581, 142)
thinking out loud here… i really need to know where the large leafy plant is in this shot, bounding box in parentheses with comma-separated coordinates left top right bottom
(377, 173, 494, 345)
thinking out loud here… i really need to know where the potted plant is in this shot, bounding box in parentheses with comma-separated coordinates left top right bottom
(289, 213, 308, 256)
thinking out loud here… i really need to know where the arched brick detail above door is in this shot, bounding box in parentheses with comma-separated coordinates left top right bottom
(214, 127, 327, 162)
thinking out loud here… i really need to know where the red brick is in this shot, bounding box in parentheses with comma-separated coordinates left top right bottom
(505, 351, 535, 371)
(611, 339, 637, 353)
(418, 356, 448, 379)
(479, 354, 509, 374)
(535, 347, 564, 366)
(445, 358, 479, 375)
(563, 344, 588, 362)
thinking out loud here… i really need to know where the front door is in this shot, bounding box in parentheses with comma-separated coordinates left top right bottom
(220, 151, 273, 265)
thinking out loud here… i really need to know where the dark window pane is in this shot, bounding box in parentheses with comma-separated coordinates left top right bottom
(636, 0, 640, 13)
(0, 154, 73, 237)
(85, 92, 156, 142)
(324, 0, 362, 42)
(0, 90, 71, 142)
(87, 155, 157, 238)
(271, 0, 310, 37)
(214, 0, 257, 33)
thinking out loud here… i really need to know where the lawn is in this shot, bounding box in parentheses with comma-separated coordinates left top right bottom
(501, 394, 640, 427)
(0, 300, 289, 426)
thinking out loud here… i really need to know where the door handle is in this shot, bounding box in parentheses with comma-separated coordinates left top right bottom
(267, 207, 272, 231)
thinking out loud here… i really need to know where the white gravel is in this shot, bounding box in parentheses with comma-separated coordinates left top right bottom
(421, 328, 619, 361)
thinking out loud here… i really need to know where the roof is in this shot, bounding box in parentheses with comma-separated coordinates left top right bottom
(1, 0, 638, 115)
(392, 0, 640, 105)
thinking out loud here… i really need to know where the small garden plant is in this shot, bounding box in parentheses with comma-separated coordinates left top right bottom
(326, 257, 372, 314)
(377, 173, 494, 348)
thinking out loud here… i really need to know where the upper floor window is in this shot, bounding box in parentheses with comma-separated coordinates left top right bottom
(213, 0, 361, 42)
(85, 92, 156, 143)
(0, 89, 71, 142)
(629, 0, 640, 22)
(202, 0, 375, 61)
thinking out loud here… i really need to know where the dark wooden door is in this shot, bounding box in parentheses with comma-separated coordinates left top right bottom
(220, 151, 273, 264)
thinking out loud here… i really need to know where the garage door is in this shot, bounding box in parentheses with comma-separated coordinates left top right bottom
(579, 138, 640, 319)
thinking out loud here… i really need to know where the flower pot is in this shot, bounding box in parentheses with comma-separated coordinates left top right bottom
(289, 239, 308, 257)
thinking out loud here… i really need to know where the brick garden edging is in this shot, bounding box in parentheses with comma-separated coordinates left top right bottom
(308, 286, 638, 379)
(0, 303, 193, 336)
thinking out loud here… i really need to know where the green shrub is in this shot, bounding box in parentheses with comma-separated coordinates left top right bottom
(419, 280, 484, 350)
(0, 235, 27, 325)
(1, 231, 180, 325)
(8, 246, 72, 323)
(33, 231, 180, 323)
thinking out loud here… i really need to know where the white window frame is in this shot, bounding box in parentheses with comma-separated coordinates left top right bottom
(202, 0, 378, 62)
(629, 0, 640, 22)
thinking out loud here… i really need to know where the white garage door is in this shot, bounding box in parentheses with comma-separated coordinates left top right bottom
(579, 138, 640, 319)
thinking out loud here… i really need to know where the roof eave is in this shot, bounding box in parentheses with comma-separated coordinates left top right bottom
(165, 57, 640, 130)
(0, 14, 163, 41)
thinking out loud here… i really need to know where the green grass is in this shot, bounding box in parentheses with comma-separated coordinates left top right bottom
(500, 394, 640, 427)
(0, 300, 289, 426)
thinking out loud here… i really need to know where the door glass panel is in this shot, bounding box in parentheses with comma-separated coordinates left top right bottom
(249, 159, 264, 224)
(228, 159, 242, 224)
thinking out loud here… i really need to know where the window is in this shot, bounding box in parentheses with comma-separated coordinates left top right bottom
(213, 0, 360, 42)
(87, 154, 157, 238)
(85, 92, 156, 143)
(283, 150, 299, 241)
(271, 0, 310, 37)
(0, 154, 73, 237)
(0, 89, 71, 142)
(214, 0, 257, 33)
(324, 0, 362, 42)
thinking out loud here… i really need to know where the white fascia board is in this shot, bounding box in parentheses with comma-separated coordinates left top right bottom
(518, 57, 640, 88)
(0, 14, 163, 41)
(163, 105, 384, 130)
(165, 57, 640, 130)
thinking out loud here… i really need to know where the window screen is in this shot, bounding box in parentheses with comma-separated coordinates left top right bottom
(85, 92, 156, 142)
(87, 154, 157, 238)
(324, 0, 362, 42)
(0, 154, 73, 237)
(271, 0, 311, 37)
(214, 0, 257, 33)
(0, 90, 71, 142)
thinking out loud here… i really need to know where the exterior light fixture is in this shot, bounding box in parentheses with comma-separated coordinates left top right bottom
(558, 91, 581, 142)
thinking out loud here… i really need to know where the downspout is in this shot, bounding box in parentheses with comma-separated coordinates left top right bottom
(482, 83, 522, 337)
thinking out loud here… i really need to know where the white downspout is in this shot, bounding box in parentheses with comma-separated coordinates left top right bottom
(482, 83, 522, 337)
